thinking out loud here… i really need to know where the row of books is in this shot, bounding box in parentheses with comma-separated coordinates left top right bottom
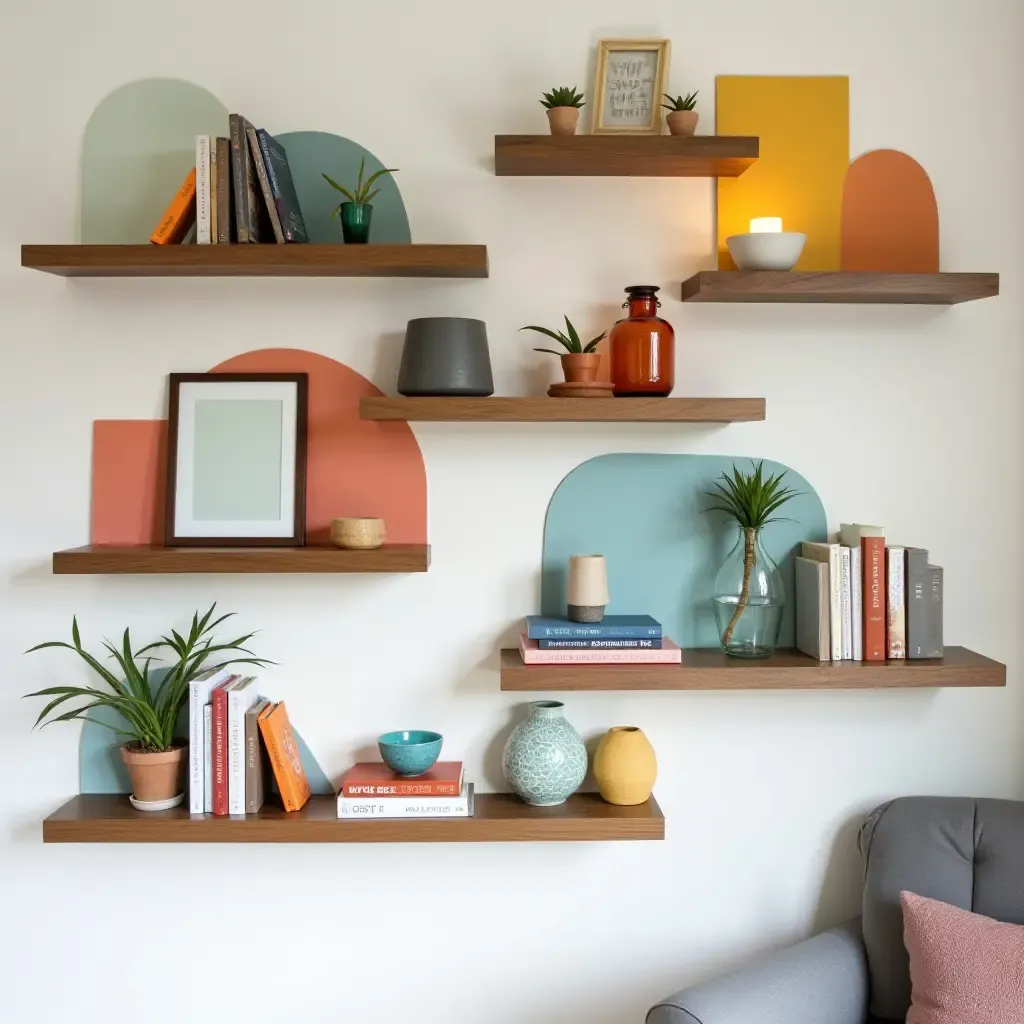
(797, 523, 943, 662)
(151, 113, 308, 246)
(519, 615, 682, 664)
(336, 762, 473, 818)
(187, 666, 311, 815)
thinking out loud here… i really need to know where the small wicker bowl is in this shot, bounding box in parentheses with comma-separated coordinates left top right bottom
(330, 517, 387, 550)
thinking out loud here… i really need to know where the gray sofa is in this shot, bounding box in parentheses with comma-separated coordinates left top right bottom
(648, 796, 1024, 1024)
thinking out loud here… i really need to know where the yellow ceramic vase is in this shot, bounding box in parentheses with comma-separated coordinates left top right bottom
(593, 726, 657, 805)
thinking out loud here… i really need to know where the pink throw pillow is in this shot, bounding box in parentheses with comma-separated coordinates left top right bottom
(902, 890, 1024, 1024)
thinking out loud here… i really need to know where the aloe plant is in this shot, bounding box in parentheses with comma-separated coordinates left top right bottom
(520, 316, 605, 356)
(322, 157, 398, 209)
(23, 604, 271, 752)
(541, 86, 585, 109)
(662, 90, 699, 112)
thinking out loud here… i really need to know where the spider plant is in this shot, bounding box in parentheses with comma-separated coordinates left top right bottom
(23, 604, 270, 752)
(322, 157, 398, 209)
(662, 90, 699, 112)
(520, 316, 605, 356)
(541, 86, 585, 109)
(704, 462, 800, 645)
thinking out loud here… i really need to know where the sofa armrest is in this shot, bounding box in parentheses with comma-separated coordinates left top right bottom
(647, 919, 869, 1024)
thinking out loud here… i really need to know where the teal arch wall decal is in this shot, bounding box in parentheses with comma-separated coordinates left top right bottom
(541, 454, 827, 649)
(81, 78, 228, 243)
(278, 131, 411, 243)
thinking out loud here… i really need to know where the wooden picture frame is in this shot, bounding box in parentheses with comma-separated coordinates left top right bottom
(592, 39, 671, 135)
(165, 373, 308, 547)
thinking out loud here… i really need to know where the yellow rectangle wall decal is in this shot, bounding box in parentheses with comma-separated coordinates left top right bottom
(716, 76, 849, 271)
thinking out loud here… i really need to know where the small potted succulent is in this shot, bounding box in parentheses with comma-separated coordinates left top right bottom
(541, 86, 585, 136)
(662, 90, 699, 136)
(24, 604, 269, 809)
(322, 157, 399, 244)
(521, 317, 605, 383)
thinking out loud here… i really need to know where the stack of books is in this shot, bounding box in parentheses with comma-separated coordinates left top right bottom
(188, 667, 310, 816)
(796, 523, 944, 663)
(150, 112, 308, 246)
(337, 762, 473, 819)
(519, 615, 681, 664)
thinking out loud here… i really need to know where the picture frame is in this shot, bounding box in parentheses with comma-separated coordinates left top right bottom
(592, 39, 671, 135)
(165, 373, 308, 547)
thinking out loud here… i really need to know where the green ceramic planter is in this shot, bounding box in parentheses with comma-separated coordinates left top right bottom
(340, 202, 373, 244)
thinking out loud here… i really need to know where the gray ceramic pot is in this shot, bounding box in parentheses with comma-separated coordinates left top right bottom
(397, 317, 494, 397)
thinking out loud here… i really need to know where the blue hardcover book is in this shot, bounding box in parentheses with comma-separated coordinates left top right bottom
(538, 637, 663, 650)
(255, 128, 309, 243)
(525, 615, 662, 640)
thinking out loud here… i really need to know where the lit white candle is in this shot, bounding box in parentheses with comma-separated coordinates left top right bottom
(749, 217, 783, 233)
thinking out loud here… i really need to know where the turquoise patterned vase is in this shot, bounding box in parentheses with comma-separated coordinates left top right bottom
(502, 701, 587, 806)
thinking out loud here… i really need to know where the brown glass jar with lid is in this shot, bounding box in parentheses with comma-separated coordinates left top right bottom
(608, 285, 675, 396)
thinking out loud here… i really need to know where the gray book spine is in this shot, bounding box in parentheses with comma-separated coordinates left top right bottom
(905, 547, 930, 658)
(925, 566, 944, 658)
(244, 698, 269, 814)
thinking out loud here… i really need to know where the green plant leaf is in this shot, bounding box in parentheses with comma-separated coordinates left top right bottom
(533, 348, 565, 356)
(562, 316, 582, 353)
(583, 331, 606, 354)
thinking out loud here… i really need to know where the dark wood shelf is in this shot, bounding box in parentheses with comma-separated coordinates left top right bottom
(500, 646, 1005, 691)
(43, 793, 664, 843)
(494, 134, 758, 177)
(681, 271, 999, 305)
(21, 244, 489, 278)
(51, 544, 430, 574)
(360, 396, 765, 423)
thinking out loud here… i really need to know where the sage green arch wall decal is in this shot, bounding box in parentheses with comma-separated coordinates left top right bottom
(81, 78, 228, 243)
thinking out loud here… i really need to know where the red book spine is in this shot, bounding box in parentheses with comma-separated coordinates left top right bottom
(862, 537, 886, 661)
(212, 687, 229, 816)
(341, 780, 461, 798)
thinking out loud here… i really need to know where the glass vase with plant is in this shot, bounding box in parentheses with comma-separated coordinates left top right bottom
(322, 157, 399, 244)
(541, 86, 585, 136)
(23, 604, 270, 808)
(662, 90, 699, 136)
(520, 316, 606, 384)
(704, 461, 800, 658)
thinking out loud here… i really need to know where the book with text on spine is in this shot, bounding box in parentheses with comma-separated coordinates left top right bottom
(255, 129, 309, 242)
(195, 135, 211, 244)
(520, 635, 680, 665)
(211, 677, 242, 816)
(538, 637, 662, 650)
(258, 701, 310, 812)
(244, 698, 271, 814)
(149, 167, 196, 245)
(227, 678, 259, 815)
(841, 524, 886, 662)
(187, 665, 234, 815)
(525, 615, 662, 640)
(886, 545, 907, 659)
(340, 761, 464, 797)
(338, 784, 474, 819)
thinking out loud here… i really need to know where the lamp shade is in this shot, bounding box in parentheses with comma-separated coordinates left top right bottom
(397, 317, 494, 397)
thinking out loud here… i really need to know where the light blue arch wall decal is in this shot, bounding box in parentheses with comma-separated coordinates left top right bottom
(278, 130, 411, 243)
(541, 454, 828, 649)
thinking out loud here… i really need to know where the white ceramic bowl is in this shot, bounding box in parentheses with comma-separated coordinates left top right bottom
(725, 232, 807, 271)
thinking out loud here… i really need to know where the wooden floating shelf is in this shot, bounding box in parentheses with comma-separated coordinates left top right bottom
(500, 646, 1005, 691)
(43, 793, 664, 844)
(51, 544, 430, 575)
(360, 396, 764, 423)
(681, 271, 1000, 305)
(494, 134, 758, 177)
(20, 243, 489, 279)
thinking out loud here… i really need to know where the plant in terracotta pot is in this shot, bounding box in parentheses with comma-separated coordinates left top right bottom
(662, 90, 699, 136)
(322, 157, 398, 244)
(23, 605, 269, 810)
(521, 317, 606, 383)
(540, 86, 585, 136)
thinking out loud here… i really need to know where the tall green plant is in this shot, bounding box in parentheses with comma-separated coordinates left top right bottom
(520, 316, 605, 356)
(703, 462, 800, 645)
(23, 604, 270, 752)
(322, 157, 398, 208)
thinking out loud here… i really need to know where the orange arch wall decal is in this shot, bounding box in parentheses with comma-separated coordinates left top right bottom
(841, 149, 939, 272)
(91, 349, 427, 546)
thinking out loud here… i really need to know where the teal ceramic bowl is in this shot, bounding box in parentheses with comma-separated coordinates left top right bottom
(377, 730, 443, 776)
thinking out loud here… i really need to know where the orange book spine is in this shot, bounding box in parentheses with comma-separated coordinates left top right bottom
(862, 537, 886, 661)
(149, 168, 197, 245)
(258, 704, 310, 812)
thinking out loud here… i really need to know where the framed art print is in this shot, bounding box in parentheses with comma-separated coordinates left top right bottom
(165, 373, 308, 546)
(592, 39, 671, 135)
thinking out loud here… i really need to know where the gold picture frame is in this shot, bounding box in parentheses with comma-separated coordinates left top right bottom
(592, 39, 671, 135)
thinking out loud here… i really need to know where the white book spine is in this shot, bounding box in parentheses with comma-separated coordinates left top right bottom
(828, 547, 843, 661)
(195, 135, 211, 243)
(203, 706, 213, 813)
(850, 546, 863, 661)
(338, 786, 473, 819)
(188, 679, 205, 814)
(227, 683, 257, 815)
(840, 547, 853, 660)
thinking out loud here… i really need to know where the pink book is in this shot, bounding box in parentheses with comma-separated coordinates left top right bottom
(519, 635, 681, 665)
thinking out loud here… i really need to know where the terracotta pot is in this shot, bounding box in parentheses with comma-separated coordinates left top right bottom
(560, 352, 601, 383)
(330, 517, 387, 550)
(120, 743, 187, 805)
(593, 726, 657, 805)
(547, 107, 580, 136)
(666, 110, 698, 137)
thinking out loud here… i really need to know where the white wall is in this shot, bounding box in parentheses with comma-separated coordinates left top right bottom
(2, 2, 1022, 1021)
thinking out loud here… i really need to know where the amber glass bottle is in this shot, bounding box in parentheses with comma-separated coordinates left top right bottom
(608, 285, 675, 396)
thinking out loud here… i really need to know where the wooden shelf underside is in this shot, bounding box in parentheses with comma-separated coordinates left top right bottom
(500, 647, 1005, 691)
(681, 271, 1000, 304)
(43, 794, 664, 843)
(51, 544, 430, 574)
(20, 244, 489, 278)
(494, 135, 759, 177)
(359, 396, 765, 423)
